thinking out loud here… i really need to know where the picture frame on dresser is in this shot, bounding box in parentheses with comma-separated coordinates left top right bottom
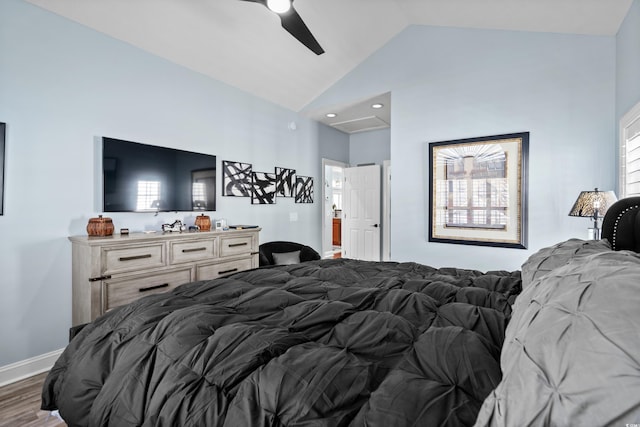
(0, 122, 5, 215)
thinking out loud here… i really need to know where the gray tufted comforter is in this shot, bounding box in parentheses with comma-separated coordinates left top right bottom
(475, 239, 640, 426)
(42, 258, 521, 427)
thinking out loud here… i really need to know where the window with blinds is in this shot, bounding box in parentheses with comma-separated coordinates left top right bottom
(621, 102, 640, 198)
(136, 180, 161, 211)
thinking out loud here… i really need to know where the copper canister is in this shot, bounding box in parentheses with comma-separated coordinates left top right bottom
(195, 214, 211, 231)
(86, 215, 115, 237)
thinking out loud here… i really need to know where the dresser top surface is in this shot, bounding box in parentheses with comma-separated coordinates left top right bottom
(69, 228, 260, 246)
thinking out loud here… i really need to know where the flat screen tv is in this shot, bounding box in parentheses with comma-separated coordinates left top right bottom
(102, 137, 216, 212)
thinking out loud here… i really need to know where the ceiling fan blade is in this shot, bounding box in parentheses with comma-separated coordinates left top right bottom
(278, 5, 325, 55)
(239, 0, 324, 55)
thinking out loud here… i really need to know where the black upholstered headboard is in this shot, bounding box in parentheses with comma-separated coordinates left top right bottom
(601, 196, 640, 252)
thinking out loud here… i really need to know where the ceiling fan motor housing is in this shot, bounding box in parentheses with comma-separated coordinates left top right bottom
(240, 0, 325, 55)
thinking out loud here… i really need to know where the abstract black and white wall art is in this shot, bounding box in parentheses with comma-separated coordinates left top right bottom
(223, 159, 313, 205)
(222, 160, 252, 197)
(251, 172, 277, 204)
(295, 176, 314, 203)
(275, 167, 296, 198)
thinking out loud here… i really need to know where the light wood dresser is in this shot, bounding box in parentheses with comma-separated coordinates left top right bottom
(69, 228, 260, 325)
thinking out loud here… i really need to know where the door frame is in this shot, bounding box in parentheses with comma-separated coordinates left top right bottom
(321, 158, 348, 258)
(619, 100, 640, 197)
(383, 160, 391, 261)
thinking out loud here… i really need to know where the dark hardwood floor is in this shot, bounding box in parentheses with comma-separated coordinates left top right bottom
(0, 373, 66, 427)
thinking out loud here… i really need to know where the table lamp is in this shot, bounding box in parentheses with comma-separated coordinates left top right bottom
(568, 188, 617, 240)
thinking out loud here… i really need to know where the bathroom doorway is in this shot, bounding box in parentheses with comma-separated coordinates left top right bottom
(322, 159, 348, 258)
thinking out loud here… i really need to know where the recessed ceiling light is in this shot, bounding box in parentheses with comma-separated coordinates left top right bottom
(326, 113, 337, 118)
(371, 103, 384, 109)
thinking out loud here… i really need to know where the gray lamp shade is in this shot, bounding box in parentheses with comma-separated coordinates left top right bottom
(568, 188, 618, 219)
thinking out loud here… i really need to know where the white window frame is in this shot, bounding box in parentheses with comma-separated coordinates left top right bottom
(136, 180, 161, 211)
(620, 101, 640, 198)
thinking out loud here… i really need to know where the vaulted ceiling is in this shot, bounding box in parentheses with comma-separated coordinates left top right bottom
(25, 0, 633, 132)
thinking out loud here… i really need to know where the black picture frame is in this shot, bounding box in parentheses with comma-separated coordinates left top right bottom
(0, 122, 5, 216)
(275, 167, 296, 197)
(251, 172, 277, 205)
(295, 175, 314, 204)
(222, 160, 252, 197)
(428, 132, 529, 249)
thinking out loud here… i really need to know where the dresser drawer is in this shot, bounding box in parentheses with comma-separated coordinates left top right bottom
(102, 268, 193, 312)
(220, 235, 254, 258)
(170, 238, 217, 264)
(197, 258, 253, 280)
(102, 243, 165, 275)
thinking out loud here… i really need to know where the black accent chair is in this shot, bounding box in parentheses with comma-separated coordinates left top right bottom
(259, 241, 321, 266)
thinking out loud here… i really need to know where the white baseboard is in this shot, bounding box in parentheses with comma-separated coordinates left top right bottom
(0, 349, 64, 387)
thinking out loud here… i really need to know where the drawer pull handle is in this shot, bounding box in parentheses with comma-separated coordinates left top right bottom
(219, 268, 238, 275)
(119, 254, 152, 262)
(139, 283, 169, 293)
(182, 247, 207, 253)
(228, 242, 248, 247)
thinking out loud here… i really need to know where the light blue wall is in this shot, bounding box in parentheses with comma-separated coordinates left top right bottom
(0, 0, 633, 367)
(320, 124, 350, 161)
(307, 25, 616, 271)
(0, 0, 346, 366)
(349, 128, 391, 166)
(617, 0, 640, 120)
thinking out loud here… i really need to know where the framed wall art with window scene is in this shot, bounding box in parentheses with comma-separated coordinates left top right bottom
(428, 132, 529, 249)
(0, 122, 5, 216)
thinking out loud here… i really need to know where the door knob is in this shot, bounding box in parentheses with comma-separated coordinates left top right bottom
(372, 224, 379, 228)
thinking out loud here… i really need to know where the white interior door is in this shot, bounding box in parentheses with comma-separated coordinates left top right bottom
(342, 165, 381, 261)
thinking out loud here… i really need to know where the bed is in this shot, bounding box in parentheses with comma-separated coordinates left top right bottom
(476, 196, 640, 426)
(41, 197, 640, 426)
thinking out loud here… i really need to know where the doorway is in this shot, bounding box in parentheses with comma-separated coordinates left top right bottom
(322, 159, 348, 258)
(322, 160, 391, 260)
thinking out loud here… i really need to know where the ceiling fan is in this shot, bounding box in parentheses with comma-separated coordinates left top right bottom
(240, 0, 325, 55)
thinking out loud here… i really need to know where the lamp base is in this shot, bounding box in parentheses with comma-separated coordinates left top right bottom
(587, 227, 600, 240)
